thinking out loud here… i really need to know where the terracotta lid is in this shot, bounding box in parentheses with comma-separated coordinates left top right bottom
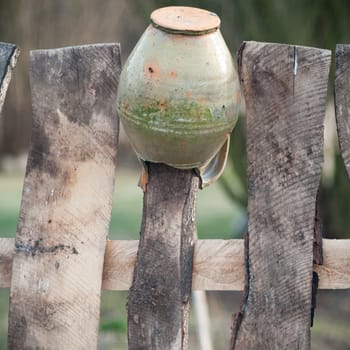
(150, 6, 220, 35)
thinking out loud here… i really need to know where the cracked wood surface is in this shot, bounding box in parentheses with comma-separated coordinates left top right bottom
(231, 42, 331, 350)
(7, 44, 121, 350)
(127, 163, 199, 350)
(0, 42, 19, 113)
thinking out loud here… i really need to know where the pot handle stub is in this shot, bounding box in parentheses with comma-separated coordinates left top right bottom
(196, 135, 230, 189)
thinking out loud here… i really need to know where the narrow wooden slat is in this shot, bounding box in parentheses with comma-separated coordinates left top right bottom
(0, 238, 349, 290)
(0, 42, 19, 112)
(7, 44, 121, 349)
(127, 163, 199, 350)
(231, 42, 331, 350)
(335, 44, 350, 177)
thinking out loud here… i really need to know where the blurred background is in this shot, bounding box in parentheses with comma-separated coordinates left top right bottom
(1, 0, 350, 349)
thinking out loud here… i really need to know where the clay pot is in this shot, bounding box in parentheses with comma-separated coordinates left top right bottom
(117, 6, 240, 186)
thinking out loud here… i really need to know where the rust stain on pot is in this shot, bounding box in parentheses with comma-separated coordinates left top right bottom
(198, 97, 207, 105)
(157, 99, 167, 112)
(172, 34, 189, 43)
(145, 63, 160, 80)
(169, 71, 177, 78)
(236, 90, 241, 105)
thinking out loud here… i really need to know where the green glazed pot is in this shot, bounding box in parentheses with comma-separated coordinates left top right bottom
(117, 6, 240, 185)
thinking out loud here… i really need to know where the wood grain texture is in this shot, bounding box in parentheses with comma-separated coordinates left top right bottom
(231, 42, 331, 350)
(102, 238, 245, 291)
(0, 42, 20, 113)
(7, 44, 121, 350)
(192, 238, 244, 291)
(0, 238, 349, 290)
(102, 239, 138, 290)
(335, 44, 350, 178)
(314, 239, 350, 289)
(127, 163, 199, 350)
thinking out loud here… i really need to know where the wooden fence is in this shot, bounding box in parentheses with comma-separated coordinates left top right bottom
(0, 40, 350, 349)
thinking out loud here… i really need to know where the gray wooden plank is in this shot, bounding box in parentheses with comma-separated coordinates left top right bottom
(231, 41, 331, 350)
(7, 43, 121, 349)
(127, 163, 199, 350)
(0, 42, 19, 113)
(335, 44, 350, 178)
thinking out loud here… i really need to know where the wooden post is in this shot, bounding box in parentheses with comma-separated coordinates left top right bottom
(7, 44, 121, 349)
(0, 42, 19, 113)
(127, 163, 199, 350)
(231, 42, 331, 349)
(335, 44, 350, 178)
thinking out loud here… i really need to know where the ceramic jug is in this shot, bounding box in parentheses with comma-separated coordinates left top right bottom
(117, 6, 240, 187)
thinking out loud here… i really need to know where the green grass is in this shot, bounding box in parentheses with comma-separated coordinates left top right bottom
(99, 291, 128, 349)
(0, 174, 23, 236)
(0, 290, 9, 349)
(312, 315, 350, 350)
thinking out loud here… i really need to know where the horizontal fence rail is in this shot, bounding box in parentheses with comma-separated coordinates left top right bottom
(0, 42, 19, 113)
(0, 238, 349, 290)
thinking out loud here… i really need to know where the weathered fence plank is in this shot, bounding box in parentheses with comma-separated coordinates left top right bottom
(231, 42, 331, 350)
(0, 42, 19, 112)
(8, 44, 121, 349)
(335, 44, 350, 178)
(0, 238, 348, 290)
(127, 163, 199, 350)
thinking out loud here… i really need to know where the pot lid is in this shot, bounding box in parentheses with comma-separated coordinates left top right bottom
(150, 6, 220, 35)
